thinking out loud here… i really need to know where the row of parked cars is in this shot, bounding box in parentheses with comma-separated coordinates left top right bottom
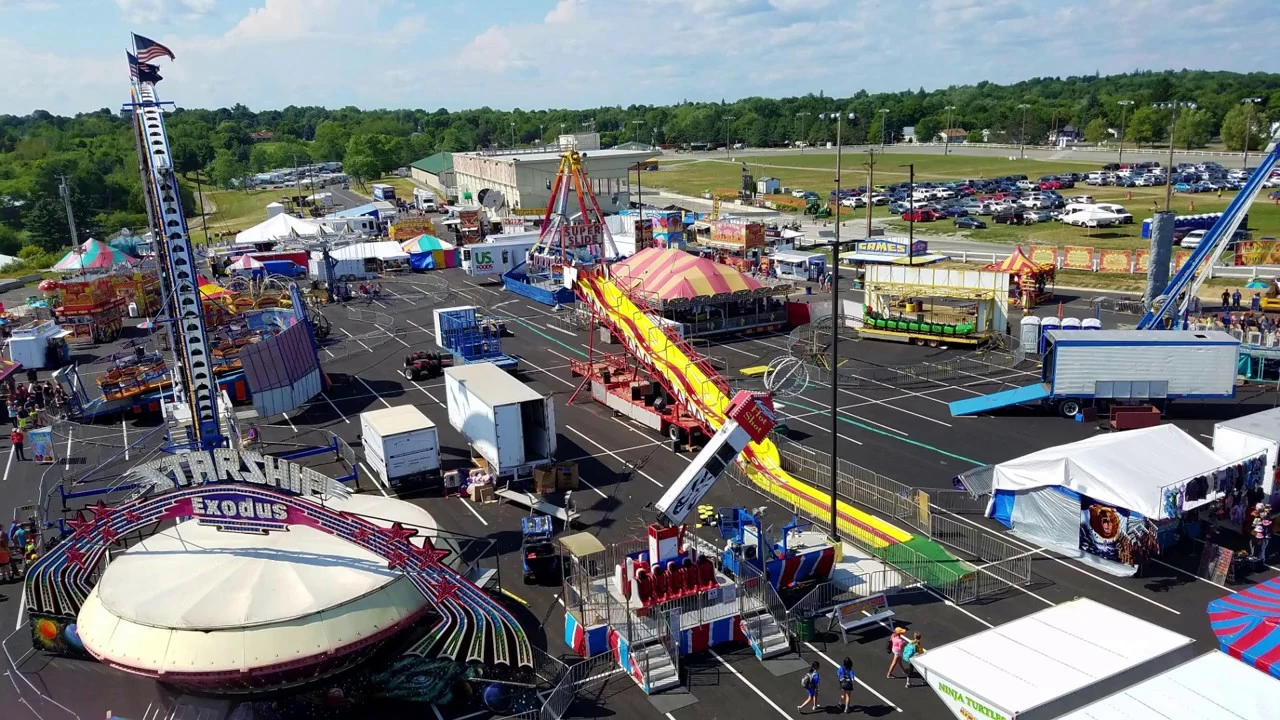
(895, 187, 1137, 230)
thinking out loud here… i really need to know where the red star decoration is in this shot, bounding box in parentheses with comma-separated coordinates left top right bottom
(351, 524, 373, 543)
(88, 501, 114, 522)
(379, 522, 418, 546)
(429, 577, 462, 604)
(66, 512, 95, 540)
(65, 545, 87, 569)
(123, 509, 142, 524)
(408, 538, 450, 572)
(385, 548, 410, 571)
(98, 524, 119, 545)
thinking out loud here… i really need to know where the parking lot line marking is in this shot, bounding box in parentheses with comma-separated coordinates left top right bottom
(506, 317, 586, 359)
(709, 649, 796, 720)
(358, 461, 390, 498)
(320, 392, 351, 423)
(784, 398, 981, 464)
(779, 411, 864, 446)
(3, 444, 13, 483)
(431, 704, 445, 720)
(518, 356, 576, 388)
(122, 418, 129, 460)
(341, 328, 376, 354)
(1149, 557, 1236, 593)
(565, 425, 663, 487)
(925, 586, 995, 628)
(64, 427, 73, 470)
(357, 377, 394, 408)
(379, 326, 411, 348)
(458, 496, 488, 526)
(934, 506, 1181, 615)
(803, 641, 902, 713)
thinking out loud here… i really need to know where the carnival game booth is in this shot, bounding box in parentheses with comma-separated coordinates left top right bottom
(699, 219, 767, 273)
(912, 598, 1200, 720)
(968, 425, 1264, 577)
(986, 246, 1055, 309)
(1208, 576, 1280, 679)
(609, 247, 791, 338)
(402, 234, 459, 270)
(858, 264, 1008, 347)
(41, 276, 126, 344)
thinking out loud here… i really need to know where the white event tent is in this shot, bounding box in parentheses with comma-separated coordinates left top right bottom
(235, 213, 321, 245)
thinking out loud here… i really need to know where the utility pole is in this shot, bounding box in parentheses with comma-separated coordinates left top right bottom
(194, 167, 211, 244)
(1154, 101, 1196, 211)
(724, 116, 736, 158)
(820, 110, 853, 542)
(879, 109, 889, 148)
(795, 112, 810, 153)
(1017, 103, 1031, 159)
(943, 105, 956, 156)
(510, 121, 517, 149)
(1242, 97, 1262, 171)
(1117, 100, 1133, 166)
(864, 149, 877, 238)
(58, 175, 80, 248)
(632, 119, 645, 144)
(902, 163, 915, 264)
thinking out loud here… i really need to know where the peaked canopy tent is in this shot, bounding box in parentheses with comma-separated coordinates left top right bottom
(52, 238, 138, 272)
(976, 425, 1246, 576)
(610, 247, 764, 302)
(401, 234, 457, 270)
(985, 246, 1054, 308)
(1208, 576, 1280, 678)
(235, 213, 320, 246)
(227, 254, 265, 272)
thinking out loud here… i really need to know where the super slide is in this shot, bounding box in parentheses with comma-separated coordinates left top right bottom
(576, 271, 912, 549)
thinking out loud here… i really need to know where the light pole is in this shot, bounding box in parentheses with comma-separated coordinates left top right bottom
(1016, 103, 1031, 159)
(509, 121, 516, 149)
(795, 112, 810, 153)
(1154, 101, 1196, 211)
(902, 163, 915, 264)
(943, 105, 956, 155)
(631, 119, 646, 144)
(1242, 97, 1262, 171)
(819, 110, 854, 541)
(1116, 100, 1133, 165)
(878, 109, 889, 147)
(723, 115, 736, 158)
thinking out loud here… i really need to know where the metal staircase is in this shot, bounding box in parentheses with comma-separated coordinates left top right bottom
(631, 639, 681, 693)
(741, 608, 791, 659)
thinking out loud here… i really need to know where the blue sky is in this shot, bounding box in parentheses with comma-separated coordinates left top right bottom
(1, 0, 1278, 116)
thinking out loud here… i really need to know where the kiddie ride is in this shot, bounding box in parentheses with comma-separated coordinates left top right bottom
(520, 515, 559, 584)
(558, 392, 835, 695)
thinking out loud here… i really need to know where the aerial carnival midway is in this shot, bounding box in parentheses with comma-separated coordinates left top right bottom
(17, 34, 534, 709)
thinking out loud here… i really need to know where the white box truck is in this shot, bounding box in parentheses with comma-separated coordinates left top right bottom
(460, 233, 539, 277)
(1213, 407, 1280, 495)
(360, 405, 441, 489)
(445, 363, 556, 477)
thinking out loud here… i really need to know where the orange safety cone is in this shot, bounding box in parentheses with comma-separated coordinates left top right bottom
(1189, 200, 1195, 212)
(1127, 190, 1132, 201)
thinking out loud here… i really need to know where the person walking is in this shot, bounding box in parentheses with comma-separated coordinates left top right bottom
(901, 632, 926, 687)
(1222, 289, 1231, 310)
(1233, 289, 1242, 310)
(798, 661, 821, 714)
(836, 657, 856, 714)
(10, 427, 25, 461)
(886, 626, 908, 678)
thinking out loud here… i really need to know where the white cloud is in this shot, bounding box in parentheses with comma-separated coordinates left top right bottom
(544, 0, 581, 23)
(114, 0, 214, 24)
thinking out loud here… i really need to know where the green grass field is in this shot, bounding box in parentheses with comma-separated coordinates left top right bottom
(184, 185, 283, 244)
(655, 152, 1280, 251)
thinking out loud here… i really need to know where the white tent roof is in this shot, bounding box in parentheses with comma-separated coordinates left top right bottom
(913, 598, 1198, 720)
(329, 240, 409, 262)
(235, 212, 320, 245)
(1056, 651, 1280, 720)
(990, 425, 1228, 518)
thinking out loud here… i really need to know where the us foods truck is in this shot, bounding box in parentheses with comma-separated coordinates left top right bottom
(460, 233, 539, 277)
(445, 362, 557, 477)
(359, 405, 441, 489)
(371, 183, 396, 202)
(949, 330, 1239, 417)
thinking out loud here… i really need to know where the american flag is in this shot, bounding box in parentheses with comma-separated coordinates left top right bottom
(133, 33, 175, 63)
(127, 51, 163, 84)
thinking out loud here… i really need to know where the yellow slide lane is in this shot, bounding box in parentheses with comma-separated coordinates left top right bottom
(584, 274, 912, 548)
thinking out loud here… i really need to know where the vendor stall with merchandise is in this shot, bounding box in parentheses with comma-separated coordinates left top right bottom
(985, 246, 1055, 308)
(959, 425, 1264, 577)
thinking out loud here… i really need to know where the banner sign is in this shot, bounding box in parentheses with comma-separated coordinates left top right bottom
(709, 221, 765, 249)
(1174, 250, 1193, 272)
(458, 209, 482, 231)
(1098, 249, 1133, 274)
(1061, 246, 1095, 271)
(1235, 240, 1280, 266)
(562, 223, 604, 247)
(29, 427, 55, 464)
(1079, 494, 1140, 566)
(1028, 245, 1058, 267)
(853, 239, 929, 257)
(1134, 249, 1151, 274)
(726, 390, 777, 444)
(933, 680, 1009, 720)
(389, 218, 436, 241)
(513, 207, 547, 217)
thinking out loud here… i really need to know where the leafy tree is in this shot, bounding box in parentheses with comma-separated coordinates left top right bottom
(914, 116, 942, 144)
(310, 120, 351, 161)
(1220, 104, 1266, 152)
(343, 153, 380, 186)
(1173, 108, 1213, 149)
(1083, 118, 1110, 144)
(1125, 106, 1164, 147)
(866, 112, 886, 146)
(207, 148, 248, 189)
(0, 224, 22, 255)
(967, 129, 984, 144)
(22, 191, 99, 251)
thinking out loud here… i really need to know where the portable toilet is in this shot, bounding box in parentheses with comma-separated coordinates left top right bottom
(1061, 317, 1082, 331)
(1038, 316, 1061, 354)
(1019, 316, 1042, 355)
(1082, 317, 1103, 331)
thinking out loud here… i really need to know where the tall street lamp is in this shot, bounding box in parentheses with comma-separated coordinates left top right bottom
(795, 112, 811, 153)
(1154, 101, 1196, 211)
(819, 110, 854, 541)
(878, 108, 889, 147)
(1116, 100, 1133, 166)
(724, 115, 736, 158)
(1016, 103, 1031, 159)
(632, 119, 646, 144)
(1242, 97, 1262, 171)
(509, 121, 517, 149)
(943, 105, 956, 155)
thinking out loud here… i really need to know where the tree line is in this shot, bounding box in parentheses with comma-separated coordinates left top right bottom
(0, 69, 1276, 261)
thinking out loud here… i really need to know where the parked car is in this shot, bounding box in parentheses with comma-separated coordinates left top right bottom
(992, 209, 1026, 225)
(1023, 209, 1054, 224)
(955, 216, 987, 230)
(1173, 182, 1194, 193)
(901, 209, 941, 222)
(791, 189, 808, 198)
(1180, 229, 1206, 249)
(1067, 195, 1095, 205)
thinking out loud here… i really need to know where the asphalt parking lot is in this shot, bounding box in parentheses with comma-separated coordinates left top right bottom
(0, 269, 1277, 720)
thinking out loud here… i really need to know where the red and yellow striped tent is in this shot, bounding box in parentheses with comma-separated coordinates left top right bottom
(612, 248, 763, 301)
(987, 247, 1052, 276)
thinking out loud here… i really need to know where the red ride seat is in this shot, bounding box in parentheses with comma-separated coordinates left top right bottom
(635, 569, 652, 606)
(697, 557, 716, 589)
(651, 567, 667, 602)
(666, 560, 683, 597)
